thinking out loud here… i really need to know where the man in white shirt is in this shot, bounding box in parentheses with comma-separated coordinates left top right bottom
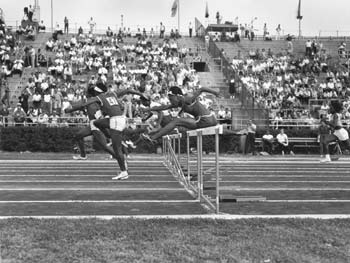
(276, 128, 294, 155)
(262, 130, 274, 154)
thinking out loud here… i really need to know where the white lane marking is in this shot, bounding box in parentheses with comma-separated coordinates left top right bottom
(0, 180, 178, 183)
(219, 187, 350, 191)
(0, 200, 198, 204)
(0, 188, 185, 191)
(265, 200, 350, 203)
(0, 174, 171, 177)
(1, 214, 350, 220)
(211, 181, 350, 183)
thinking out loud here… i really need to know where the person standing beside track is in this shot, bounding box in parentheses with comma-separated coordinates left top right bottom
(320, 100, 350, 163)
(66, 88, 148, 180)
(140, 86, 220, 143)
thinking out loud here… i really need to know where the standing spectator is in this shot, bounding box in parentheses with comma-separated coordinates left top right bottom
(276, 128, 294, 155)
(64, 16, 69, 35)
(216, 11, 221, 24)
(263, 23, 268, 39)
(188, 22, 193, 37)
(0, 103, 9, 127)
(318, 118, 331, 158)
(28, 5, 34, 22)
(88, 17, 96, 34)
(305, 39, 312, 57)
(13, 103, 27, 126)
(159, 22, 165, 38)
(29, 46, 36, 68)
(276, 24, 281, 40)
(245, 119, 257, 155)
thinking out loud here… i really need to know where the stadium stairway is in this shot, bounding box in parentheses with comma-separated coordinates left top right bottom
(7, 32, 52, 109)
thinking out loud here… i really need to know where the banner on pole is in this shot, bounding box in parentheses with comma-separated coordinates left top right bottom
(297, 0, 303, 20)
(171, 0, 178, 17)
(205, 2, 209, 18)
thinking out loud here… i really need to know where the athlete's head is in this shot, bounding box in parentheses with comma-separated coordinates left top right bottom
(87, 85, 104, 97)
(167, 86, 183, 105)
(330, 100, 343, 114)
(140, 95, 151, 107)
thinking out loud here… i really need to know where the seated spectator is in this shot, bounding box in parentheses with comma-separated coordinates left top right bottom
(13, 103, 27, 126)
(276, 128, 294, 155)
(38, 20, 46, 32)
(12, 59, 24, 76)
(262, 130, 274, 154)
(37, 49, 47, 67)
(106, 26, 113, 37)
(54, 23, 63, 35)
(78, 26, 83, 36)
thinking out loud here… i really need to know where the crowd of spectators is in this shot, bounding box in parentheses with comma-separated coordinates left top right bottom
(1, 24, 226, 127)
(230, 38, 350, 128)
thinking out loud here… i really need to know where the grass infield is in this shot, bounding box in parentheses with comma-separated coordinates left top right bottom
(0, 218, 349, 262)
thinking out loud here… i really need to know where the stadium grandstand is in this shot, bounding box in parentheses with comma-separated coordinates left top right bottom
(1, 2, 350, 136)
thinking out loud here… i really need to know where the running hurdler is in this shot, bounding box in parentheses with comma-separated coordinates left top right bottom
(320, 100, 350, 163)
(66, 88, 147, 180)
(67, 85, 116, 160)
(141, 86, 220, 143)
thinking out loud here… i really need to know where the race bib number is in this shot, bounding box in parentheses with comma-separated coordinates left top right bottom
(106, 96, 119, 106)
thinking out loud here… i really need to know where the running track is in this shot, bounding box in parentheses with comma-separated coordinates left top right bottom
(0, 154, 350, 217)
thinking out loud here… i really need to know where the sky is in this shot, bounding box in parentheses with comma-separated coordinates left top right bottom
(1, 0, 350, 36)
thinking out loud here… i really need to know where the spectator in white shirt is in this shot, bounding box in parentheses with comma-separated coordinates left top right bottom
(276, 128, 294, 155)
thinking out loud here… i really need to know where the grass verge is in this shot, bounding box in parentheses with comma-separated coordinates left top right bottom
(0, 218, 349, 263)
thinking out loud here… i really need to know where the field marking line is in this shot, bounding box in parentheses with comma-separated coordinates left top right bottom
(0, 180, 178, 183)
(265, 200, 350, 203)
(0, 174, 171, 177)
(219, 187, 350, 191)
(210, 180, 350, 183)
(0, 200, 198, 204)
(1, 214, 350, 220)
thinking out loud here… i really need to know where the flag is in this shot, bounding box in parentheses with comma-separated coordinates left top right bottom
(171, 0, 178, 17)
(205, 2, 209, 18)
(297, 0, 303, 20)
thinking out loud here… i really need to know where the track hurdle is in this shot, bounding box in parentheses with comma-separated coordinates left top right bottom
(163, 125, 223, 214)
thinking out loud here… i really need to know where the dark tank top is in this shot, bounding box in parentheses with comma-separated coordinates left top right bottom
(96, 91, 123, 117)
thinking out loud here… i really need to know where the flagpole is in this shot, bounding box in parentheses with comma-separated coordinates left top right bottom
(177, 0, 180, 34)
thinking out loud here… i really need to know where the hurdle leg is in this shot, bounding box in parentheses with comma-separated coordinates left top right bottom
(215, 127, 220, 214)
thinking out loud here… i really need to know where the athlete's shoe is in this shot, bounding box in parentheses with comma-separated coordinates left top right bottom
(112, 171, 129, 180)
(320, 155, 331, 163)
(141, 133, 157, 144)
(125, 140, 136, 149)
(121, 141, 128, 148)
(73, 155, 87, 160)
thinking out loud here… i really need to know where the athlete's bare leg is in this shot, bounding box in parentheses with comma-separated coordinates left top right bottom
(94, 118, 127, 172)
(74, 126, 93, 158)
(149, 118, 198, 140)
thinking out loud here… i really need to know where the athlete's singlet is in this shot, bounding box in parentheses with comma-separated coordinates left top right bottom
(96, 91, 124, 117)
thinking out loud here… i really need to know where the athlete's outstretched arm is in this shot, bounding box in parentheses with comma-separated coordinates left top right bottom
(65, 97, 99, 114)
(192, 87, 220, 98)
(143, 104, 176, 113)
(115, 89, 147, 99)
